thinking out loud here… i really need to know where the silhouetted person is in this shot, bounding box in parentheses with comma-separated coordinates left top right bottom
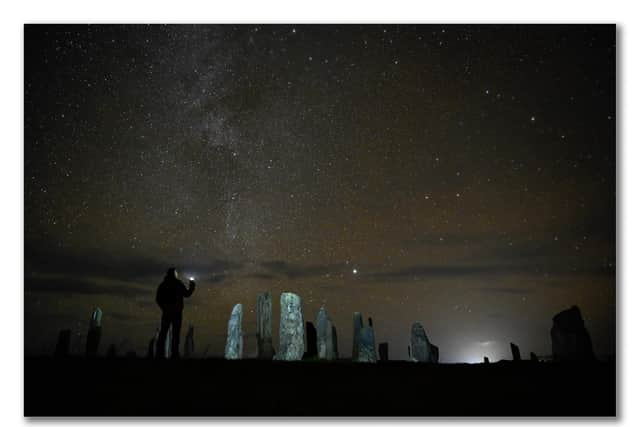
(155, 268, 195, 359)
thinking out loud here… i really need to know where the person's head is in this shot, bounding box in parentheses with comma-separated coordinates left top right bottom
(166, 267, 178, 280)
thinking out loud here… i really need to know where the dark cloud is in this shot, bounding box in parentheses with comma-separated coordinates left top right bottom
(25, 275, 150, 297)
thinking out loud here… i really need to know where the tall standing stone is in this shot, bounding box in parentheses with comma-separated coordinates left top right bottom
(357, 325, 377, 362)
(551, 305, 595, 361)
(276, 292, 304, 361)
(352, 312, 363, 360)
(378, 342, 389, 361)
(316, 306, 334, 359)
(184, 325, 195, 358)
(304, 321, 317, 359)
(85, 307, 102, 358)
(225, 303, 243, 360)
(410, 322, 431, 362)
(510, 342, 521, 361)
(256, 292, 275, 359)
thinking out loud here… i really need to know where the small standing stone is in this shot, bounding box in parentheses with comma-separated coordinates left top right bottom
(54, 329, 71, 358)
(256, 292, 275, 359)
(410, 322, 431, 362)
(304, 321, 317, 359)
(106, 343, 117, 359)
(483, 356, 490, 364)
(378, 342, 389, 361)
(146, 329, 158, 359)
(276, 292, 304, 361)
(428, 343, 439, 363)
(510, 342, 521, 361)
(85, 307, 102, 358)
(184, 325, 195, 358)
(530, 352, 539, 362)
(331, 324, 338, 359)
(225, 303, 243, 360)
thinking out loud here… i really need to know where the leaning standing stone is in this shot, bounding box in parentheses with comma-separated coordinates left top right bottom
(510, 342, 521, 361)
(276, 292, 304, 361)
(256, 292, 275, 359)
(225, 303, 243, 360)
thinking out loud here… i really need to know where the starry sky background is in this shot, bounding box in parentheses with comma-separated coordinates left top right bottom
(24, 24, 615, 362)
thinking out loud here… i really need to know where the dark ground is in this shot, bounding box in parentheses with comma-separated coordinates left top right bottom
(24, 357, 615, 417)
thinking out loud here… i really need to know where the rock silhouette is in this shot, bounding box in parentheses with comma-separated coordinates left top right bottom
(304, 321, 317, 359)
(484, 356, 490, 364)
(225, 303, 243, 360)
(276, 292, 304, 360)
(429, 343, 439, 363)
(510, 342, 521, 361)
(85, 307, 102, 358)
(256, 292, 275, 359)
(530, 352, 539, 362)
(331, 324, 338, 360)
(54, 329, 71, 358)
(551, 305, 595, 361)
(378, 342, 389, 361)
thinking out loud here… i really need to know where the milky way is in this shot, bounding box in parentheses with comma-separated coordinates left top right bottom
(25, 25, 615, 362)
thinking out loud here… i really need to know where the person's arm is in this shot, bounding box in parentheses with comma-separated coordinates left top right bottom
(183, 279, 196, 298)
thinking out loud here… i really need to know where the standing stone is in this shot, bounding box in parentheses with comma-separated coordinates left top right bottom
(357, 323, 377, 363)
(483, 356, 490, 364)
(85, 307, 102, 358)
(510, 342, 521, 361)
(428, 343, 440, 363)
(225, 303, 243, 360)
(54, 329, 71, 358)
(184, 325, 195, 358)
(530, 352, 539, 362)
(276, 292, 304, 361)
(304, 321, 317, 359)
(378, 342, 389, 361)
(331, 324, 338, 359)
(352, 312, 363, 360)
(410, 322, 431, 362)
(551, 305, 595, 361)
(256, 292, 275, 359)
(164, 326, 173, 358)
(316, 307, 337, 360)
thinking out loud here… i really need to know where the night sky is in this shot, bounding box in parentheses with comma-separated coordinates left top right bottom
(24, 24, 615, 362)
